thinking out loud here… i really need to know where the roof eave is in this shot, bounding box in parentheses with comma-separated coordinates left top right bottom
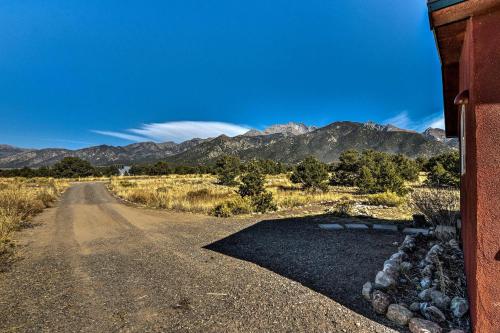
(428, 0, 467, 14)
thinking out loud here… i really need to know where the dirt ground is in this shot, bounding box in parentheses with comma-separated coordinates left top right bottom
(0, 182, 404, 333)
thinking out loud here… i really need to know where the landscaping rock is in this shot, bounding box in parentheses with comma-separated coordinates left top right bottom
(362, 281, 373, 301)
(449, 330, 465, 333)
(430, 290, 451, 310)
(403, 227, 430, 235)
(375, 270, 396, 289)
(418, 288, 433, 301)
(409, 302, 420, 312)
(374, 224, 398, 231)
(448, 239, 460, 250)
(386, 304, 413, 326)
(389, 251, 406, 262)
(425, 244, 443, 264)
(409, 318, 442, 333)
(383, 260, 400, 276)
(371, 290, 391, 314)
(450, 297, 469, 318)
(319, 223, 344, 230)
(423, 305, 446, 323)
(420, 277, 432, 289)
(399, 235, 416, 252)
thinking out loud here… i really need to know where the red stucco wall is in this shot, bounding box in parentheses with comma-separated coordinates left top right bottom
(459, 10, 500, 333)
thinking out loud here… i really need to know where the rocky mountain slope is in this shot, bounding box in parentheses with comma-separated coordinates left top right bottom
(0, 122, 456, 168)
(422, 127, 459, 147)
(244, 122, 317, 137)
(166, 122, 454, 165)
(0, 145, 33, 158)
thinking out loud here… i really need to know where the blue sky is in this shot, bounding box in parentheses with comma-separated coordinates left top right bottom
(0, 0, 443, 149)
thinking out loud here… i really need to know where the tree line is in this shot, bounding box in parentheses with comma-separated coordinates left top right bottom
(0, 151, 459, 191)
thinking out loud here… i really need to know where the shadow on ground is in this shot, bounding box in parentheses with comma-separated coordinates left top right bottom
(205, 214, 407, 329)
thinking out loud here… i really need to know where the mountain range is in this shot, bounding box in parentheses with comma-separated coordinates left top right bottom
(0, 121, 457, 168)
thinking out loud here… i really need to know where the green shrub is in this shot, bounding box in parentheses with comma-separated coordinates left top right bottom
(238, 172, 265, 197)
(186, 188, 211, 200)
(330, 198, 354, 217)
(51, 157, 96, 178)
(392, 154, 420, 181)
(251, 192, 277, 213)
(330, 150, 410, 195)
(119, 180, 137, 188)
(211, 202, 233, 217)
(366, 192, 404, 207)
(290, 156, 329, 191)
(211, 197, 252, 217)
(425, 152, 460, 187)
(215, 155, 241, 186)
(426, 162, 459, 187)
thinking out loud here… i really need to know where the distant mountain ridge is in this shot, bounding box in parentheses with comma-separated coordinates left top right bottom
(0, 145, 33, 158)
(244, 122, 317, 137)
(0, 121, 456, 168)
(422, 127, 458, 147)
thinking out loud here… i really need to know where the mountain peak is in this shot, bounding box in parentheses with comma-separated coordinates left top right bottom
(244, 122, 317, 137)
(363, 121, 416, 133)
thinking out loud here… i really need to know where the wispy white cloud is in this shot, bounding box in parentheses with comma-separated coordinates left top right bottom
(426, 115, 445, 130)
(384, 111, 445, 132)
(384, 110, 412, 129)
(92, 130, 149, 142)
(93, 121, 250, 143)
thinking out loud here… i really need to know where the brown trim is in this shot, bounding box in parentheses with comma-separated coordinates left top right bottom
(430, 0, 500, 27)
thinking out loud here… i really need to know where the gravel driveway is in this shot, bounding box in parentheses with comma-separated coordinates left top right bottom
(0, 182, 403, 332)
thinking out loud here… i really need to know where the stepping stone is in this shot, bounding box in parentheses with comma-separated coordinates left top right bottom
(373, 224, 398, 231)
(319, 224, 344, 230)
(403, 227, 430, 235)
(345, 223, 369, 230)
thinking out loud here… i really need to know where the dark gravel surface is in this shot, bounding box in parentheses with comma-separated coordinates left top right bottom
(0, 183, 403, 333)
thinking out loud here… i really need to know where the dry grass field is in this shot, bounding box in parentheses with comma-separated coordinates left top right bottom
(108, 174, 416, 220)
(0, 178, 68, 255)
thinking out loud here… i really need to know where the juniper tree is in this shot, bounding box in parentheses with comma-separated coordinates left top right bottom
(215, 155, 241, 186)
(291, 156, 329, 191)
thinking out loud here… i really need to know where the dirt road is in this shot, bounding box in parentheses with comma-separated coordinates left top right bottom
(0, 183, 401, 333)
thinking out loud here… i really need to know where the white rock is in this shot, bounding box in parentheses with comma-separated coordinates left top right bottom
(386, 304, 413, 326)
(375, 270, 396, 289)
(409, 302, 420, 312)
(450, 297, 469, 318)
(383, 260, 400, 276)
(389, 251, 406, 263)
(420, 277, 432, 289)
(423, 305, 446, 323)
(430, 290, 451, 310)
(371, 290, 391, 314)
(409, 318, 442, 333)
(362, 281, 373, 301)
(425, 244, 444, 263)
(418, 288, 433, 301)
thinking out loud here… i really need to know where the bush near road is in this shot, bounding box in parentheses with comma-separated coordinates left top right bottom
(0, 178, 68, 257)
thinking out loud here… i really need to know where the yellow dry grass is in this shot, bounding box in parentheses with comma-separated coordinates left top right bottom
(0, 178, 68, 252)
(109, 174, 365, 215)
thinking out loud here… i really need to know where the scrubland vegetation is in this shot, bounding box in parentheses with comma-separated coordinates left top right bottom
(109, 174, 355, 214)
(0, 178, 68, 256)
(108, 151, 460, 222)
(0, 150, 460, 224)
